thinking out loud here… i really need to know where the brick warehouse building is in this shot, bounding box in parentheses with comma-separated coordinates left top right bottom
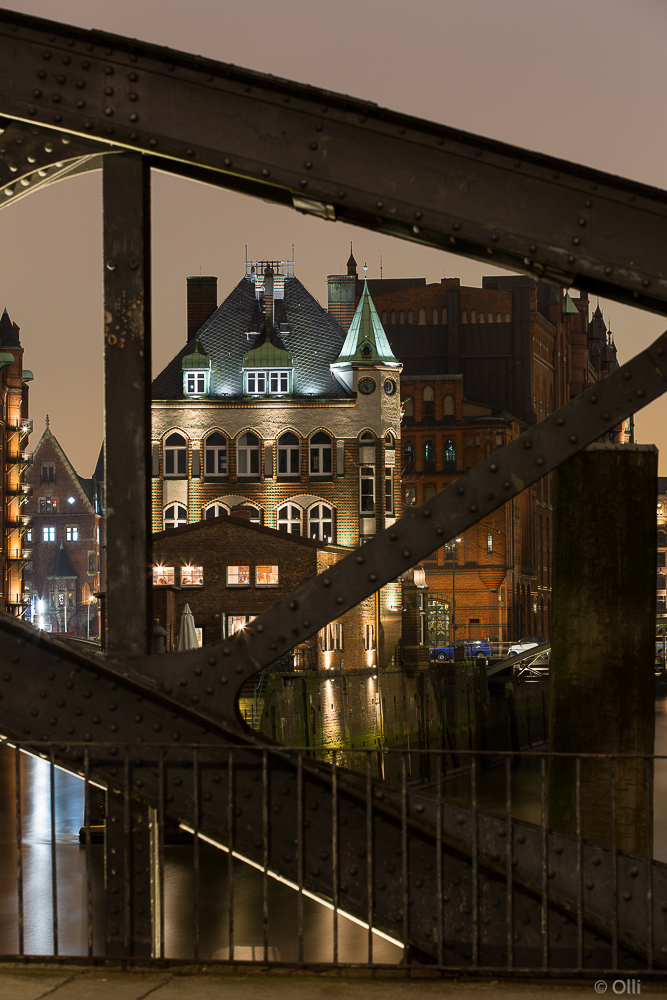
(151, 257, 403, 556)
(151, 509, 402, 675)
(0, 308, 32, 615)
(325, 261, 623, 642)
(23, 418, 104, 637)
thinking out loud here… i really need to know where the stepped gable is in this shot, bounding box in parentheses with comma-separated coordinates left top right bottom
(151, 274, 350, 400)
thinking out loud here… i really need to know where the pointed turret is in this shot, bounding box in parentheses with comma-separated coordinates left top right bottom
(331, 272, 400, 390)
(0, 308, 20, 348)
(347, 244, 357, 277)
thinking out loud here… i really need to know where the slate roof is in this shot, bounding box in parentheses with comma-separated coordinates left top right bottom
(0, 308, 20, 348)
(334, 277, 400, 367)
(152, 275, 350, 400)
(48, 541, 77, 579)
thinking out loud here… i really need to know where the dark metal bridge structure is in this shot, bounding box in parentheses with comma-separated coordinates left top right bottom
(0, 8, 666, 973)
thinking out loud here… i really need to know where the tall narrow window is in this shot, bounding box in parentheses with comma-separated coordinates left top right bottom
(418, 308, 426, 325)
(424, 440, 436, 469)
(360, 467, 375, 513)
(487, 533, 493, 553)
(309, 503, 334, 542)
(164, 503, 187, 530)
(277, 432, 300, 476)
(164, 433, 187, 476)
(443, 394, 455, 416)
(66, 526, 78, 541)
(444, 439, 456, 469)
(423, 386, 435, 418)
(42, 526, 56, 542)
(385, 467, 394, 514)
(237, 432, 260, 476)
(403, 396, 414, 418)
(277, 503, 302, 536)
(309, 432, 332, 476)
(404, 439, 415, 471)
(204, 432, 228, 475)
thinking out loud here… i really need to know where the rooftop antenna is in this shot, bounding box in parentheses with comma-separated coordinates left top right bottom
(380, 255, 383, 279)
(364, 259, 368, 279)
(292, 244, 295, 273)
(245, 244, 248, 274)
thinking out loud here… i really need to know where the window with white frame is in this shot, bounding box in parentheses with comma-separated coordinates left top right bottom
(164, 432, 187, 476)
(277, 432, 300, 476)
(42, 526, 55, 542)
(360, 466, 375, 514)
(237, 432, 261, 476)
(246, 370, 266, 394)
(308, 503, 334, 542)
(227, 565, 250, 586)
(204, 432, 227, 475)
(203, 502, 229, 520)
(256, 565, 279, 586)
(309, 432, 332, 476)
(153, 566, 175, 586)
(66, 526, 78, 541)
(181, 565, 204, 586)
(184, 370, 209, 395)
(163, 503, 187, 530)
(245, 369, 291, 395)
(277, 503, 302, 536)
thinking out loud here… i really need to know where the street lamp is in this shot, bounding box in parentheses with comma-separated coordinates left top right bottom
(450, 536, 462, 647)
(87, 596, 97, 640)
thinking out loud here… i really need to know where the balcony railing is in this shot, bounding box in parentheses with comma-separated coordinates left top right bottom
(5, 451, 33, 466)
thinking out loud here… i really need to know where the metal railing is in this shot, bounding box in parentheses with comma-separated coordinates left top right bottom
(0, 739, 665, 975)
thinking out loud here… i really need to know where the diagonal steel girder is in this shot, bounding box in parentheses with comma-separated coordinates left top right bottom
(1, 8, 667, 314)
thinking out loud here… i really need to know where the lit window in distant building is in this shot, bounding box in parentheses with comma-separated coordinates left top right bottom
(204, 432, 228, 475)
(277, 432, 300, 476)
(364, 624, 376, 650)
(309, 432, 332, 476)
(245, 369, 291, 395)
(360, 466, 375, 513)
(185, 370, 209, 395)
(164, 432, 187, 476)
(26, 528, 32, 543)
(405, 486, 417, 506)
(153, 566, 175, 586)
(404, 439, 415, 470)
(227, 565, 250, 586)
(309, 503, 334, 542)
(487, 533, 493, 553)
(322, 623, 343, 651)
(39, 494, 58, 513)
(256, 565, 279, 586)
(424, 440, 435, 467)
(237, 432, 261, 476)
(67, 496, 75, 505)
(163, 503, 187, 530)
(66, 526, 78, 541)
(181, 565, 203, 586)
(277, 503, 302, 536)
(226, 614, 256, 636)
(42, 526, 55, 542)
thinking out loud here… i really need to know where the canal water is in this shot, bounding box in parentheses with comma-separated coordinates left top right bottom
(0, 697, 665, 961)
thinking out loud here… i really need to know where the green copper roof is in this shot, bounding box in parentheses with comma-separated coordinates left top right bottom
(242, 340, 293, 369)
(563, 293, 580, 315)
(182, 339, 211, 370)
(334, 279, 399, 366)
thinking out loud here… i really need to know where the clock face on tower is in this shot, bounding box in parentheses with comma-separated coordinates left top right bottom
(358, 376, 376, 395)
(383, 378, 396, 395)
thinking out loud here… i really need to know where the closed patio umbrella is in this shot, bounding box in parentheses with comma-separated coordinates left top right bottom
(177, 603, 199, 651)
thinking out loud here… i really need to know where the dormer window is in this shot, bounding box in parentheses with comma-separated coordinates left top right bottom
(185, 370, 209, 396)
(182, 339, 211, 397)
(245, 369, 291, 395)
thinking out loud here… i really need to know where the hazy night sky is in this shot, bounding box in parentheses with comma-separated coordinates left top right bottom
(1, 0, 666, 475)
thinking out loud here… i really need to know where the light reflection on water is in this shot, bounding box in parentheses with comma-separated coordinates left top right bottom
(1, 698, 665, 958)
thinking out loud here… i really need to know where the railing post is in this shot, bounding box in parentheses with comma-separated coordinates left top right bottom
(549, 444, 656, 854)
(102, 152, 157, 957)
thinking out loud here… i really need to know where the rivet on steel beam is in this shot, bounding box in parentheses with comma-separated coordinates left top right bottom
(187, 148, 195, 156)
(452, 222, 461, 231)
(106, 260, 116, 271)
(376, 201, 384, 209)
(224, 158, 231, 166)
(557, 417, 565, 426)
(572, 237, 581, 246)
(42, 52, 51, 60)
(389, 532, 398, 540)
(33, 89, 42, 98)
(57, 75, 65, 84)
(402, 550, 411, 558)
(304, 161, 312, 169)
(567, 255, 575, 264)
(262, 168, 270, 177)
(623, 371, 632, 380)
(369, 573, 377, 582)
(323, 577, 331, 587)
(336, 596, 344, 604)
(415, 211, 423, 220)
(413, 226, 421, 234)
(105, 108, 113, 116)
(27, 108, 36, 116)
(20, 179, 29, 188)
(422, 509, 431, 518)
(491, 234, 498, 242)
(105, 66, 114, 75)
(490, 463, 498, 472)
(338, 190, 346, 197)
(643, 279, 651, 288)
(590, 395, 598, 403)
(289, 600, 298, 610)
(303, 620, 311, 628)
(223, 646, 231, 655)
(77, 100, 85, 109)
(129, 72, 138, 81)
(52, 94, 61, 103)
(220, 676, 228, 685)
(536, 458, 544, 466)
(435, 527, 444, 536)
(469, 505, 478, 513)
(657, 348, 665, 357)
(4, 189, 13, 197)
(129, 93, 138, 102)
(84, 122, 93, 130)
(8, 164, 17, 173)
(503, 481, 511, 489)
(129, 260, 139, 270)
(604, 266, 612, 275)
(637, 389, 645, 398)
(569, 435, 578, 444)
(529, 244, 536, 252)
(523, 440, 532, 449)
(105, 86, 114, 96)
(578, 218, 586, 226)
(355, 555, 364, 564)
(456, 486, 464, 495)
(54, 114, 62, 123)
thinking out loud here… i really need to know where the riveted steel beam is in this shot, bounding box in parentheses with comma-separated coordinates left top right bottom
(1, 10, 667, 312)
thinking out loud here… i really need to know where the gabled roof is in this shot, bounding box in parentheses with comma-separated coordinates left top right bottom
(30, 419, 96, 514)
(242, 339, 292, 369)
(152, 275, 350, 400)
(333, 278, 400, 367)
(0, 308, 20, 348)
(48, 541, 77, 580)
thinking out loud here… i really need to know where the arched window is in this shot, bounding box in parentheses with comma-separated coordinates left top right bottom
(309, 503, 334, 542)
(443, 394, 455, 416)
(203, 502, 229, 519)
(444, 439, 456, 468)
(399, 311, 405, 324)
(424, 440, 436, 468)
(497, 313, 502, 322)
(423, 386, 435, 418)
(384, 431, 394, 446)
(407, 310, 414, 324)
(403, 396, 414, 418)
(404, 439, 415, 470)
(310, 432, 332, 476)
(418, 308, 426, 325)
(277, 432, 300, 476)
(505, 313, 511, 322)
(658, 573, 666, 591)
(237, 432, 260, 476)
(164, 432, 187, 476)
(204, 432, 227, 476)
(390, 311, 396, 324)
(488, 313, 493, 323)
(442, 307, 448, 323)
(471, 310, 476, 323)
(164, 503, 187, 530)
(479, 312, 485, 323)
(432, 308, 438, 324)
(277, 502, 302, 536)
(381, 311, 388, 324)
(659, 530, 667, 547)
(240, 504, 262, 524)
(461, 311, 468, 323)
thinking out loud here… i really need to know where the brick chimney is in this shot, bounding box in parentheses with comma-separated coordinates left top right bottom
(264, 265, 274, 329)
(186, 276, 218, 342)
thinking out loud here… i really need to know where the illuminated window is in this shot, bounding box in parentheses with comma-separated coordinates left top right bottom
(309, 432, 332, 476)
(226, 614, 256, 636)
(164, 432, 187, 476)
(277, 432, 300, 476)
(245, 369, 291, 395)
(227, 565, 250, 586)
(424, 440, 435, 467)
(237, 432, 261, 476)
(278, 503, 302, 536)
(42, 526, 55, 542)
(39, 493, 58, 513)
(164, 503, 187, 530)
(153, 566, 175, 586)
(184, 370, 209, 395)
(364, 624, 375, 650)
(308, 503, 334, 542)
(444, 439, 456, 468)
(66, 526, 78, 541)
(322, 623, 344, 651)
(181, 565, 203, 586)
(405, 486, 417, 506)
(487, 533, 493, 553)
(204, 432, 227, 475)
(256, 565, 279, 586)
